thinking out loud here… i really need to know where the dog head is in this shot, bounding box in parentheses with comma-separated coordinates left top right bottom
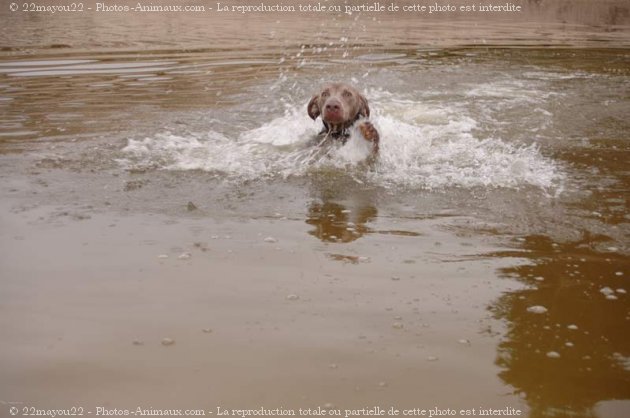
(307, 83, 370, 130)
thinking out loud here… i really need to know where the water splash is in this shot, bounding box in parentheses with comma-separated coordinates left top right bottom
(118, 91, 564, 191)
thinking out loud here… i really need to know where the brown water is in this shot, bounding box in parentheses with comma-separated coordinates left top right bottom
(1, 2, 629, 418)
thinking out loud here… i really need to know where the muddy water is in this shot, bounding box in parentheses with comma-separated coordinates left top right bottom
(1, 2, 629, 418)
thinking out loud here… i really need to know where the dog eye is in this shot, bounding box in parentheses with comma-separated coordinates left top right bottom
(342, 90, 352, 97)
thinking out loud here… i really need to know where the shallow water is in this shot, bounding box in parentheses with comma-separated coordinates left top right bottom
(1, 2, 629, 418)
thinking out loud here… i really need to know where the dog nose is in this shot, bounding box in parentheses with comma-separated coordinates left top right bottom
(325, 101, 341, 112)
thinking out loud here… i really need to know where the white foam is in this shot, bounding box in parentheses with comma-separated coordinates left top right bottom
(118, 95, 564, 191)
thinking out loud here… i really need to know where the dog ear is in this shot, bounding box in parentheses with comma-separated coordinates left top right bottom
(307, 95, 320, 120)
(357, 93, 370, 118)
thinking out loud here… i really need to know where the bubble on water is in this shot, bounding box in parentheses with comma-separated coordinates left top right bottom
(606, 295, 619, 300)
(565, 342, 574, 347)
(426, 356, 439, 361)
(615, 271, 624, 276)
(391, 276, 400, 281)
(328, 363, 338, 369)
(546, 351, 561, 359)
(616, 288, 627, 294)
(132, 339, 144, 346)
(392, 322, 403, 329)
(534, 276, 545, 282)
(378, 381, 388, 387)
(178, 252, 191, 260)
(527, 305, 548, 314)
(567, 324, 579, 330)
(612, 353, 630, 371)
(286, 294, 300, 301)
(202, 328, 213, 333)
(458, 339, 471, 345)
(264, 236, 278, 243)
(157, 254, 168, 259)
(600, 287, 615, 296)
(161, 338, 175, 346)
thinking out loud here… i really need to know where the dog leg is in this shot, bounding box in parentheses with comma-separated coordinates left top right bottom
(357, 121, 380, 154)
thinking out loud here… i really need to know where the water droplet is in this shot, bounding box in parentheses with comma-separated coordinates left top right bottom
(567, 324, 579, 330)
(546, 351, 561, 359)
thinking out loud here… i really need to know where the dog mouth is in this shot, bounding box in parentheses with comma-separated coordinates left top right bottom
(322, 110, 345, 124)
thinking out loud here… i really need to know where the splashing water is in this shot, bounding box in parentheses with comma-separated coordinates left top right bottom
(118, 89, 563, 191)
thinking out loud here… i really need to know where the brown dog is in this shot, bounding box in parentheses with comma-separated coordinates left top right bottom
(307, 83, 379, 153)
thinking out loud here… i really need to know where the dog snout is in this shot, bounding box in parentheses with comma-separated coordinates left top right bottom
(323, 98, 344, 120)
(325, 99, 341, 112)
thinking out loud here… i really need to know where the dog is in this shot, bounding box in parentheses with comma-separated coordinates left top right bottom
(307, 83, 379, 154)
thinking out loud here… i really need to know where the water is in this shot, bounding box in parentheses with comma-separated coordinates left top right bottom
(1, 2, 629, 417)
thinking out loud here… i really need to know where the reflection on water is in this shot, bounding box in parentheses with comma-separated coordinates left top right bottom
(490, 235, 630, 418)
(306, 201, 377, 243)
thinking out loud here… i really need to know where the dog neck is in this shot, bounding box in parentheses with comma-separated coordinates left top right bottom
(323, 113, 361, 140)
(328, 128, 350, 140)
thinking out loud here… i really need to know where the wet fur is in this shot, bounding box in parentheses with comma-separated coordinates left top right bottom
(307, 83, 379, 154)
